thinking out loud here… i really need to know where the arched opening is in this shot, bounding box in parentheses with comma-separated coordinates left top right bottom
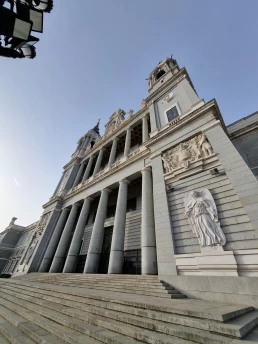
(90, 140, 95, 148)
(156, 69, 166, 80)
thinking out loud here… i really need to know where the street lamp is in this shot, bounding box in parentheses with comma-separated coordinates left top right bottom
(0, 0, 53, 59)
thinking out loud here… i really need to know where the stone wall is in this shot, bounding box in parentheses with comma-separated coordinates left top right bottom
(167, 168, 257, 255)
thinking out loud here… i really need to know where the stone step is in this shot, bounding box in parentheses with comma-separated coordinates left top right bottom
(0, 284, 247, 343)
(3, 279, 252, 323)
(18, 273, 159, 280)
(0, 304, 66, 344)
(0, 333, 9, 344)
(2, 282, 258, 340)
(13, 277, 185, 298)
(0, 314, 35, 344)
(16, 280, 182, 298)
(40, 281, 180, 293)
(0, 290, 195, 344)
(0, 295, 141, 344)
(16, 278, 164, 288)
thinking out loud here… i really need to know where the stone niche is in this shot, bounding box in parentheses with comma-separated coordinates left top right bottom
(162, 133, 218, 182)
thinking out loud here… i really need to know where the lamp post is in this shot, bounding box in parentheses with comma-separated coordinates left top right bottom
(0, 0, 53, 59)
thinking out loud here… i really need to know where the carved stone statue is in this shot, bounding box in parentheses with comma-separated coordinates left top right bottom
(184, 189, 226, 247)
(128, 109, 134, 118)
(8, 217, 17, 226)
(141, 99, 147, 108)
(162, 133, 214, 173)
(198, 133, 213, 156)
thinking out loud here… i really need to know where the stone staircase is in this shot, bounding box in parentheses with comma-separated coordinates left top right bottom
(0, 274, 257, 343)
(13, 273, 186, 298)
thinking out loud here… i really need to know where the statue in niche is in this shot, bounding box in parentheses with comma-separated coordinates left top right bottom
(184, 189, 226, 247)
(161, 133, 214, 173)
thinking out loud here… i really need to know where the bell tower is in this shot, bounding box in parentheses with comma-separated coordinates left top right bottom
(147, 56, 180, 94)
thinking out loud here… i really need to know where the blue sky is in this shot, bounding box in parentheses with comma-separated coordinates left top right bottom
(1, 0, 258, 230)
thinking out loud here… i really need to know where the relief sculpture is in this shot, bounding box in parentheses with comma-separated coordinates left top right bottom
(162, 133, 214, 173)
(23, 235, 38, 265)
(184, 189, 226, 247)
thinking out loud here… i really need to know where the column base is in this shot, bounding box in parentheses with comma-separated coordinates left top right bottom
(142, 246, 158, 275)
(108, 250, 124, 274)
(63, 255, 77, 273)
(49, 257, 64, 273)
(84, 252, 100, 273)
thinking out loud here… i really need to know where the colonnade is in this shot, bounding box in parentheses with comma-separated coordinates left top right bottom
(39, 166, 157, 275)
(72, 115, 150, 188)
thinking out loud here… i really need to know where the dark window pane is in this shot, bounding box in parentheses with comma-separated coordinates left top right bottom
(127, 198, 137, 212)
(106, 205, 116, 218)
(166, 106, 179, 122)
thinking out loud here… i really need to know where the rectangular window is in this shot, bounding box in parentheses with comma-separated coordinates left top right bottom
(126, 198, 137, 212)
(166, 106, 179, 122)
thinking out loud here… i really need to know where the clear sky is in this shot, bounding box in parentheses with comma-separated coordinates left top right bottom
(1, 0, 258, 230)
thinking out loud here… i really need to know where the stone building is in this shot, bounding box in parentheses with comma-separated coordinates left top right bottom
(2, 57, 258, 304)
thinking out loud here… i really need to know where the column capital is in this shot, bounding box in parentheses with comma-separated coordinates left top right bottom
(102, 187, 112, 193)
(119, 179, 131, 185)
(62, 207, 70, 213)
(141, 166, 152, 173)
(85, 196, 94, 201)
(126, 127, 132, 132)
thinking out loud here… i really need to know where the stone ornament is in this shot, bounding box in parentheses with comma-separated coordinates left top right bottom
(141, 99, 147, 108)
(162, 92, 173, 103)
(184, 189, 226, 247)
(104, 109, 126, 136)
(37, 212, 50, 231)
(162, 133, 214, 173)
(23, 235, 38, 265)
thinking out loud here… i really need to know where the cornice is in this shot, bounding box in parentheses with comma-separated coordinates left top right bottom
(64, 147, 150, 200)
(228, 123, 258, 139)
(145, 99, 227, 149)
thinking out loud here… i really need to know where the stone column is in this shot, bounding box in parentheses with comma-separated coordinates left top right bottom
(72, 163, 85, 187)
(93, 148, 104, 176)
(142, 116, 149, 143)
(141, 166, 158, 275)
(84, 188, 111, 273)
(108, 138, 118, 166)
(82, 155, 94, 182)
(108, 179, 130, 274)
(124, 128, 132, 157)
(49, 203, 80, 273)
(38, 208, 70, 272)
(63, 197, 92, 273)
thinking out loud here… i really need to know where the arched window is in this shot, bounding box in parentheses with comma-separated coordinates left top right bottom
(156, 69, 166, 80)
(90, 140, 95, 148)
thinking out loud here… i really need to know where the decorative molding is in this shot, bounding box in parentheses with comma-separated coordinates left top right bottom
(162, 91, 174, 103)
(162, 133, 214, 173)
(147, 99, 226, 151)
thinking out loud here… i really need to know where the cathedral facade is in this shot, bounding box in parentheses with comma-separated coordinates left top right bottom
(1, 57, 258, 304)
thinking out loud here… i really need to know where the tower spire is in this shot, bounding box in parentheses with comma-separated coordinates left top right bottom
(92, 119, 100, 135)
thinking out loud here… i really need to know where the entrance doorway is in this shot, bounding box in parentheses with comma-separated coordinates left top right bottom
(97, 226, 113, 274)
